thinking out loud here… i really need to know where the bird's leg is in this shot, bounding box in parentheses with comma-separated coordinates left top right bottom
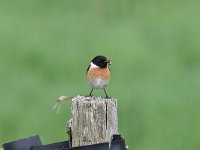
(89, 88, 94, 97)
(104, 89, 110, 98)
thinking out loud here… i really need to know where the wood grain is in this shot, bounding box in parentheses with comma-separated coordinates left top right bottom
(70, 96, 118, 147)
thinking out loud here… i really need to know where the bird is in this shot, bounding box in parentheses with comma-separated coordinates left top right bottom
(86, 55, 111, 98)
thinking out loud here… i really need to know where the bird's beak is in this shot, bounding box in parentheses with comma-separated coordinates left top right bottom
(106, 59, 111, 65)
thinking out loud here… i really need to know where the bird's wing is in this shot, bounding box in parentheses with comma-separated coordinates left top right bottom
(86, 64, 91, 74)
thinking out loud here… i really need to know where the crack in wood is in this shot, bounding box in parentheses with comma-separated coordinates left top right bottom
(105, 101, 108, 130)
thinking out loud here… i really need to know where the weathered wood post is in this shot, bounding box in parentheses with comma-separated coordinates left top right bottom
(68, 95, 118, 147)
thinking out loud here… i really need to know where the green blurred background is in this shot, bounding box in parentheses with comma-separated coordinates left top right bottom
(1, 0, 200, 149)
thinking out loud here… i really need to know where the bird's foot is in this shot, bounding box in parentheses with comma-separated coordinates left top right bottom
(86, 94, 93, 97)
(105, 95, 111, 99)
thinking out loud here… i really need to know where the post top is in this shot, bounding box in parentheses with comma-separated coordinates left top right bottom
(73, 95, 117, 102)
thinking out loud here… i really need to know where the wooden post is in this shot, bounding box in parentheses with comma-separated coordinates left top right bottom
(68, 95, 118, 147)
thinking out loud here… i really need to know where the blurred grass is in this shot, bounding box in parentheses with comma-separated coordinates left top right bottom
(1, 0, 200, 149)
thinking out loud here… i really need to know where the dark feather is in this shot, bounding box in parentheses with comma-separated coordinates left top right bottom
(86, 64, 91, 74)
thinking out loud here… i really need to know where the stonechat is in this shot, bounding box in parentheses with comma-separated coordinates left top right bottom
(86, 55, 111, 98)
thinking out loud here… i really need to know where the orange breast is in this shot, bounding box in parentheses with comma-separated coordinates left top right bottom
(87, 68, 110, 81)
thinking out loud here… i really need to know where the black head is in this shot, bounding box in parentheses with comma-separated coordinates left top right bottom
(91, 55, 111, 68)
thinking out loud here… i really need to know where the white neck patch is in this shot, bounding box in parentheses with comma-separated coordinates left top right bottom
(90, 62, 99, 68)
